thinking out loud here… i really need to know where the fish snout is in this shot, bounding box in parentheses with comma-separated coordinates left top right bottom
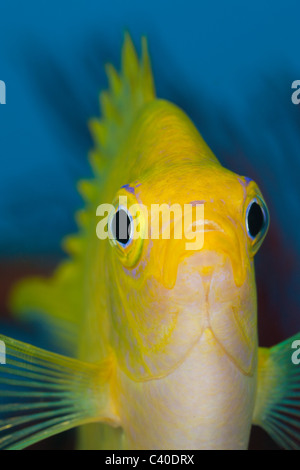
(181, 209, 248, 287)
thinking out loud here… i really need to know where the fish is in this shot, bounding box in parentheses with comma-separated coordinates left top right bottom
(0, 33, 300, 450)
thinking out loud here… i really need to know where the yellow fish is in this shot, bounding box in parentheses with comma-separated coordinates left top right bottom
(0, 34, 300, 450)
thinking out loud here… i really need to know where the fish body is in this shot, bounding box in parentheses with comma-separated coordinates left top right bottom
(0, 35, 299, 450)
(79, 99, 259, 449)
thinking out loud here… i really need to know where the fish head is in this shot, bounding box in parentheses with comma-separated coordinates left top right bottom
(104, 101, 269, 380)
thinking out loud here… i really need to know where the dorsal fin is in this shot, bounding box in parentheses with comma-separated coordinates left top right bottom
(88, 33, 155, 178)
(9, 34, 156, 350)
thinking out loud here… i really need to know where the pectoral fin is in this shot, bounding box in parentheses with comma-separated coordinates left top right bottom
(0, 335, 119, 450)
(253, 333, 300, 449)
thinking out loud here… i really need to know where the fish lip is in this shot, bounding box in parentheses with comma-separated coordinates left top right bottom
(185, 209, 237, 240)
(186, 212, 242, 257)
(190, 219, 224, 233)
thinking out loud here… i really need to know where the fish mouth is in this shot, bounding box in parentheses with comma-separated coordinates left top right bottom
(196, 217, 256, 376)
(161, 211, 256, 375)
(188, 250, 257, 377)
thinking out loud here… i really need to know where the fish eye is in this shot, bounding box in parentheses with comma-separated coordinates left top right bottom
(245, 197, 269, 253)
(108, 189, 146, 268)
(246, 201, 265, 238)
(110, 206, 133, 247)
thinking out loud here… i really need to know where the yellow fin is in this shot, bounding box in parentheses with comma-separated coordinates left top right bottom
(0, 335, 118, 450)
(253, 334, 300, 449)
(88, 32, 155, 175)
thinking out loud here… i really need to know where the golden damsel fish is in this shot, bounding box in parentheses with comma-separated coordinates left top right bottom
(0, 34, 299, 450)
